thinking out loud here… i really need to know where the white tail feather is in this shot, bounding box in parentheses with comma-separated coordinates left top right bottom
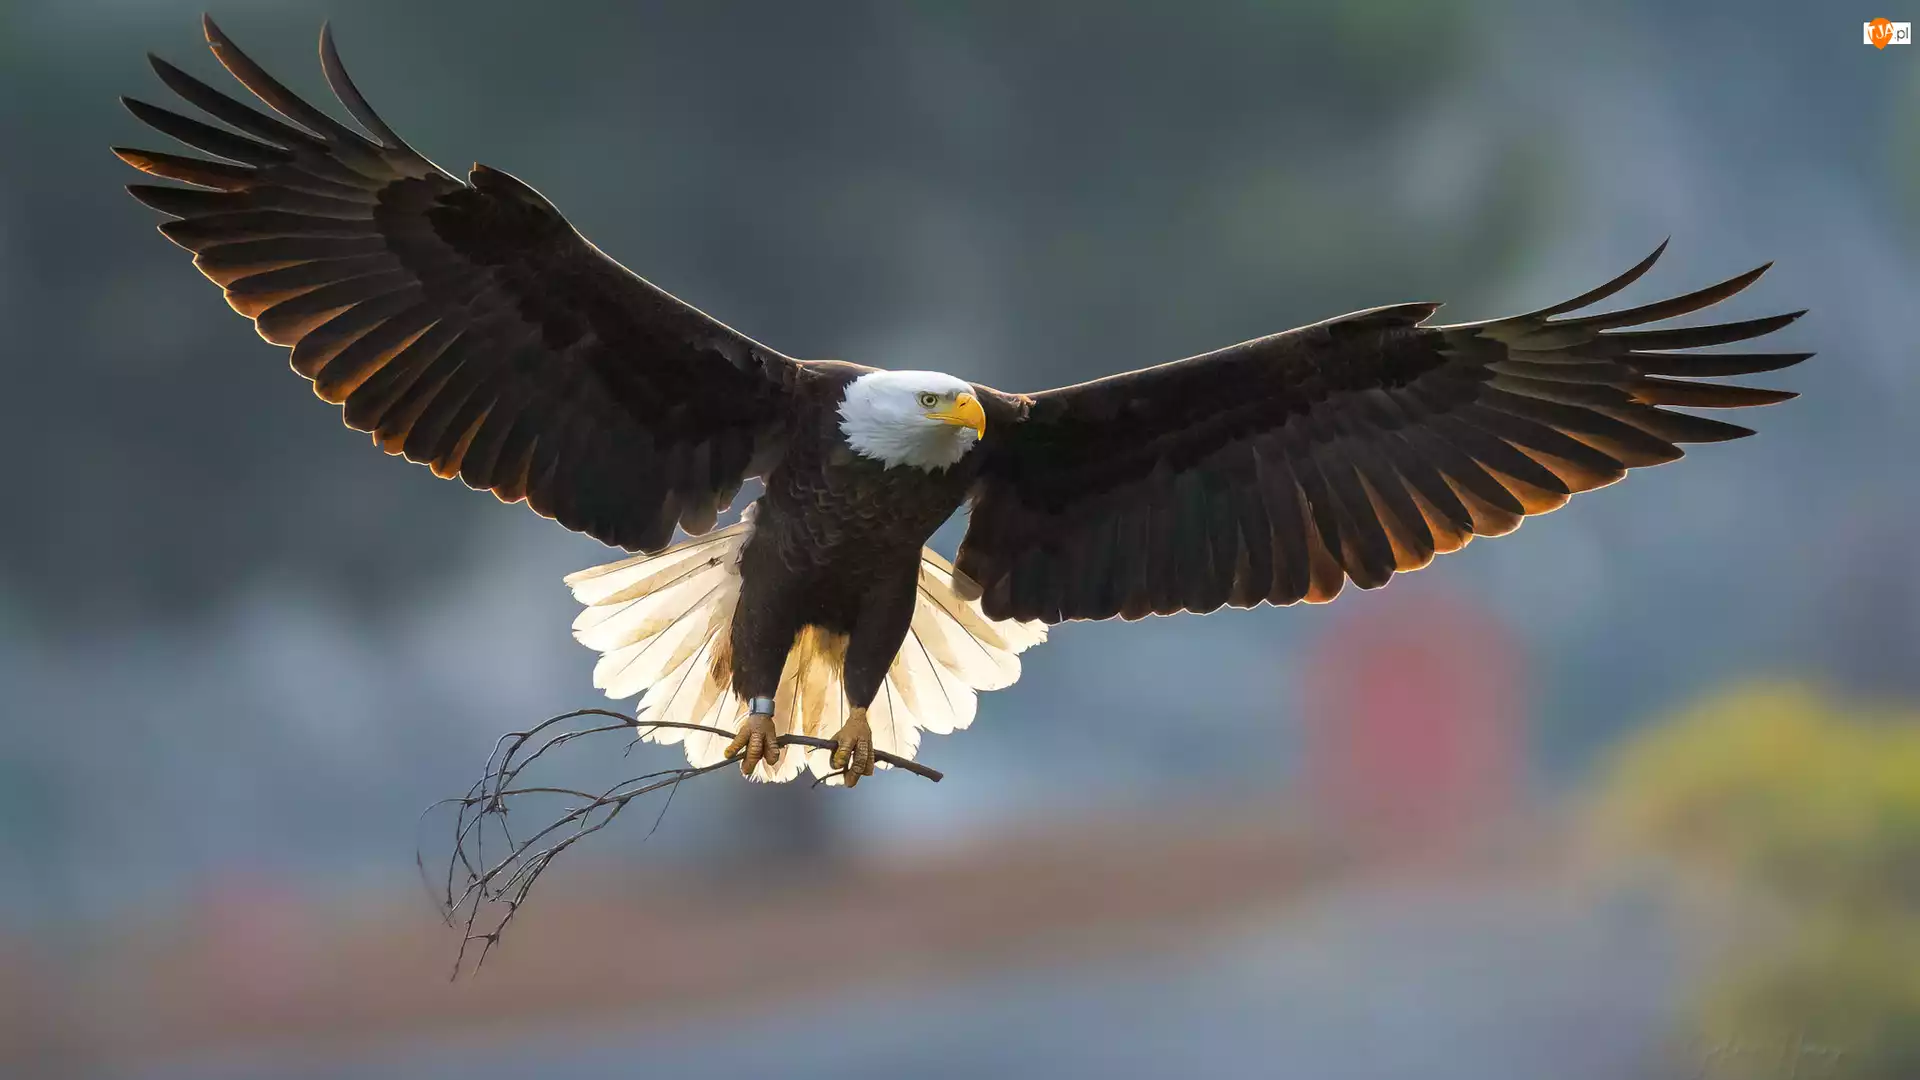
(564, 520, 1046, 783)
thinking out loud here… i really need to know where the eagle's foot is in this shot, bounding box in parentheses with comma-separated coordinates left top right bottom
(725, 711, 781, 778)
(830, 708, 875, 788)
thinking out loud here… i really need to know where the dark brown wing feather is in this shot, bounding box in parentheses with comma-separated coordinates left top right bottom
(118, 18, 801, 552)
(960, 241, 1810, 622)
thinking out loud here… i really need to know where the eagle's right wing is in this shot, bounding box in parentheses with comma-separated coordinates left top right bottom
(960, 244, 1810, 623)
(118, 17, 800, 552)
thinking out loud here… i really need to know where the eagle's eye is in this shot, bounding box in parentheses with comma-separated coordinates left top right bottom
(917, 392, 940, 408)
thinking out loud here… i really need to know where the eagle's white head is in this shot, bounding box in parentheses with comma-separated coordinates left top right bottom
(838, 370, 986, 471)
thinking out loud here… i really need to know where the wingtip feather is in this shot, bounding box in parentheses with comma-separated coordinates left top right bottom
(1523, 239, 1672, 321)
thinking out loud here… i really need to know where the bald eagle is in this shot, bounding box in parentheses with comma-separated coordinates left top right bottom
(119, 20, 1810, 785)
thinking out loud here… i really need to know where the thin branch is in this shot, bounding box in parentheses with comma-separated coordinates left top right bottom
(556, 709, 945, 782)
(422, 706, 942, 978)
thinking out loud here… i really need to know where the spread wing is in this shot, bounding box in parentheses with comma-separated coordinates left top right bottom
(117, 17, 799, 552)
(959, 243, 1810, 623)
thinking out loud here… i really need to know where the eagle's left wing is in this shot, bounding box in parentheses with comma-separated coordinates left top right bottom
(959, 244, 1809, 623)
(117, 18, 801, 553)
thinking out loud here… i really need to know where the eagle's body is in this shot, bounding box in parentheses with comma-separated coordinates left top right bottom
(119, 19, 1812, 784)
(731, 363, 987, 726)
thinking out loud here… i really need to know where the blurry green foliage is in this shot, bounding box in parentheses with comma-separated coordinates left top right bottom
(1590, 682, 1920, 1079)
(1692, 916, 1920, 1080)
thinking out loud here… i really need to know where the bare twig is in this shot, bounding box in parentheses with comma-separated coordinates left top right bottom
(420, 707, 942, 978)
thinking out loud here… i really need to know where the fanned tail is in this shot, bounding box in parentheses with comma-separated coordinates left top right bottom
(565, 525, 1047, 784)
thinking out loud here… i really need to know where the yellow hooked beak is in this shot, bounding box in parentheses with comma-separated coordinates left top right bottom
(927, 391, 986, 438)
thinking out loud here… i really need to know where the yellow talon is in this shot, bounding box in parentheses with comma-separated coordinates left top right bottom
(830, 708, 876, 787)
(726, 712, 780, 777)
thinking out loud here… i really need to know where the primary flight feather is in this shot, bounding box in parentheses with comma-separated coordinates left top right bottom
(118, 18, 1811, 785)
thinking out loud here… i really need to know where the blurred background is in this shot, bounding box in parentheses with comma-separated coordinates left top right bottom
(0, 0, 1912, 1076)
